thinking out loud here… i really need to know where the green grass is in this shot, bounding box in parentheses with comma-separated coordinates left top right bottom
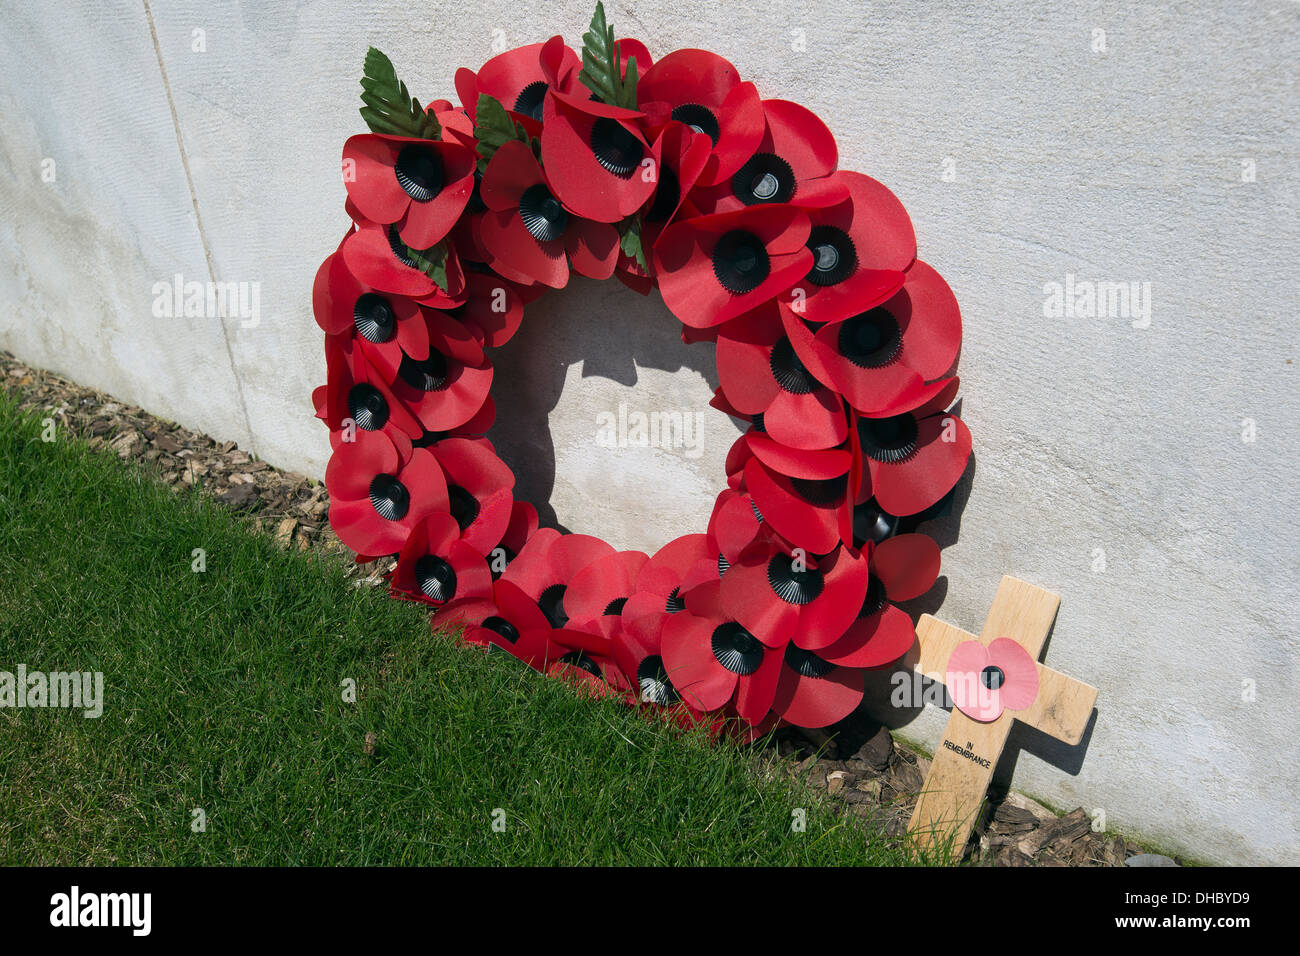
(0, 395, 916, 865)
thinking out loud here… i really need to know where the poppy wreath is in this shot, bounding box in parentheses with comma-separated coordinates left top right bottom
(312, 3, 972, 736)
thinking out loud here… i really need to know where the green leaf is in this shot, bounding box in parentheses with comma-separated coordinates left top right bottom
(359, 47, 440, 140)
(577, 1, 638, 111)
(398, 235, 449, 291)
(618, 213, 648, 271)
(474, 93, 540, 174)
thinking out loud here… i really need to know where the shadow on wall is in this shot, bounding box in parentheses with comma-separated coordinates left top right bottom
(486, 275, 743, 533)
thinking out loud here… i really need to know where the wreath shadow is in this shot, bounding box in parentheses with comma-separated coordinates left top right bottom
(485, 276, 742, 534)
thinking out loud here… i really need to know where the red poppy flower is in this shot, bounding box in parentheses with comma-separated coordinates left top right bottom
(654, 205, 812, 329)
(770, 647, 866, 729)
(324, 430, 448, 556)
(659, 579, 784, 724)
(382, 315, 494, 434)
(437, 271, 527, 348)
(719, 531, 870, 651)
(946, 638, 1039, 722)
(562, 549, 650, 628)
(499, 528, 616, 627)
(706, 486, 765, 566)
(735, 432, 855, 555)
(479, 140, 621, 288)
(343, 133, 475, 251)
(783, 259, 962, 415)
(689, 98, 848, 216)
(456, 36, 582, 124)
(640, 119, 713, 248)
(312, 246, 429, 362)
(391, 512, 494, 607)
(712, 303, 847, 450)
(435, 578, 607, 672)
(339, 220, 467, 307)
(815, 532, 939, 674)
(776, 171, 915, 322)
(491, 500, 539, 577)
(612, 534, 717, 703)
(540, 90, 658, 224)
(313, 334, 423, 450)
(854, 376, 971, 516)
(637, 49, 765, 188)
(421, 437, 515, 556)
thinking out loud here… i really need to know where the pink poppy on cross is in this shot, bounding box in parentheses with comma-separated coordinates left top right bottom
(908, 577, 1098, 858)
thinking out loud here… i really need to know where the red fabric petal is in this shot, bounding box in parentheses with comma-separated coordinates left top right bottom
(566, 218, 620, 279)
(735, 641, 784, 724)
(541, 94, 655, 224)
(818, 604, 915, 669)
(872, 532, 941, 602)
(764, 386, 847, 451)
(869, 412, 971, 516)
(759, 99, 838, 181)
(565, 550, 649, 623)
(772, 664, 864, 728)
(895, 260, 962, 380)
(661, 611, 739, 712)
(342, 135, 408, 223)
(744, 457, 841, 555)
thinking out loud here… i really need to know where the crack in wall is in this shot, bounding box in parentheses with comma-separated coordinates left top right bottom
(141, 0, 258, 458)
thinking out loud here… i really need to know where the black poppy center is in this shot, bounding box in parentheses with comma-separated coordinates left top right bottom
(664, 586, 685, 613)
(368, 474, 410, 522)
(751, 413, 766, 433)
(732, 153, 796, 205)
(671, 103, 720, 144)
(717, 553, 731, 576)
(852, 501, 900, 548)
(711, 622, 763, 675)
(590, 117, 644, 178)
(352, 293, 397, 343)
(558, 650, 602, 678)
(447, 484, 480, 532)
(387, 226, 417, 268)
(712, 229, 770, 295)
(858, 413, 920, 464)
(981, 665, 1006, 690)
(602, 596, 629, 616)
(394, 145, 443, 203)
(519, 183, 569, 242)
(767, 553, 825, 605)
(806, 225, 858, 286)
(840, 308, 902, 369)
(646, 165, 681, 223)
(636, 655, 681, 705)
(397, 349, 449, 392)
(347, 383, 389, 431)
(513, 80, 548, 122)
(769, 337, 816, 394)
(482, 615, 520, 644)
(785, 644, 836, 679)
(415, 555, 457, 602)
(791, 474, 848, 506)
(538, 583, 568, 628)
(860, 575, 887, 619)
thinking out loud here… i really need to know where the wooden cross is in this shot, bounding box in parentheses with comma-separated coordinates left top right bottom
(908, 576, 1098, 857)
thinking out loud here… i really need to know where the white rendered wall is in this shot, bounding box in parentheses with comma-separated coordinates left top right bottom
(2, 0, 1297, 864)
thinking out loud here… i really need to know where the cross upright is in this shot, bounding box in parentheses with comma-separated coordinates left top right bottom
(907, 576, 1098, 857)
